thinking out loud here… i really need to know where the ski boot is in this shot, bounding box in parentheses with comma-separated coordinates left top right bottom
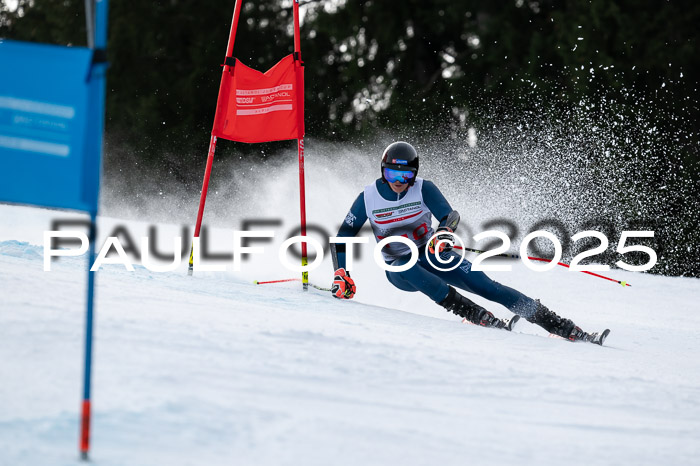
(438, 286, 519, 331)
(571, 326, 611, 345)
(528, 301, 610, 345)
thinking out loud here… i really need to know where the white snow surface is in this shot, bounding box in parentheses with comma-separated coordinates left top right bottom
(1, 203, 700, 466)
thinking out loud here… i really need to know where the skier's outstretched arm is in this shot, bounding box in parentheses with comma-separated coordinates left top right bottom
(330, 192, 367, 299)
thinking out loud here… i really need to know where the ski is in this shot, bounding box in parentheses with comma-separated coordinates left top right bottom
(550, 328, 611, 346)
(504, 315, 520, 331)
(461, 314, 520, 332)
(458, 314, 610, 345)
(587, 329, 611, 346)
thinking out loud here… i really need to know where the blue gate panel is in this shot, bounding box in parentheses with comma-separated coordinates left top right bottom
(0, 39, 102, 214)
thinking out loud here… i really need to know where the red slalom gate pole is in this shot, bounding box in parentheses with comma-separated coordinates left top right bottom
(193, 135, 218, 239)
(452, 245, 631, 287)
(188, 1, 243, 274)
(188, 134, 217, 274)
(525, 256, 631, 286)
(297, 137, 309, 290)
(292, 0, 308, 291)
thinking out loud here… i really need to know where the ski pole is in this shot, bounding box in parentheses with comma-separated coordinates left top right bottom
(310, 283, 332, 292)
(254, 278, 299, 285)
(452, 246, 631, 287)
(254, 278, 332, 292)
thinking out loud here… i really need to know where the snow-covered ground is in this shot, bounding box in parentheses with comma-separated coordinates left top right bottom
(1, 203, 699, 466)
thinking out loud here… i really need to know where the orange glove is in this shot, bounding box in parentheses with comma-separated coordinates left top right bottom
(331, 268, 356, 299)
(428, 227, 454, 254)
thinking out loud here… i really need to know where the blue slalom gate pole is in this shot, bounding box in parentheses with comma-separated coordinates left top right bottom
(80, 0, 109, 460)
(80, 215, 97, 459)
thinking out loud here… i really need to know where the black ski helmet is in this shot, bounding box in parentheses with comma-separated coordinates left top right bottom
(381, 141, 419, 185)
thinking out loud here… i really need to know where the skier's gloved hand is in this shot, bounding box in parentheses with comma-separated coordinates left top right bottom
(331, 268, 356, 299)
(428, 227, 454, 254)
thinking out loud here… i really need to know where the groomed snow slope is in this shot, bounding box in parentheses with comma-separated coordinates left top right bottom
(1, 204, 699, 466)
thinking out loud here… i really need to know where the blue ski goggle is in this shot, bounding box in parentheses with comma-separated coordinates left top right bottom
(383, 168, 416, 184)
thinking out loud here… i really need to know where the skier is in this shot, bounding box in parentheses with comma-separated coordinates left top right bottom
(329, 141, 608, 344)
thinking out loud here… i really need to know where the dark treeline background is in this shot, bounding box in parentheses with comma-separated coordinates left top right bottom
(1, 0, 698, 276)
